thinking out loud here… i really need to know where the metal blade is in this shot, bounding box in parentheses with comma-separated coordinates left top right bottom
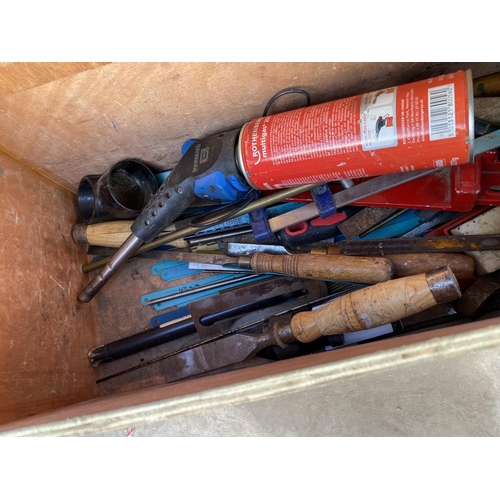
(158, 250, 239, 266)
(474, 129, 500, 156)
(267, 169, 438, 233)
(162, 330, 276, 382)
(96, 279, 358, 383)
(226, 242, 292, 256)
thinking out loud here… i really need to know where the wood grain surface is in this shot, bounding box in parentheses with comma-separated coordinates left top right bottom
(290, 272, 455, 343)
(0, 62, 499, 193)
(249, 253, 393, 283)
(0, 151, 100, 425)
(0, 63, 109, 99)
(2, 62, 500, 427)
(73, 220, 189, 248)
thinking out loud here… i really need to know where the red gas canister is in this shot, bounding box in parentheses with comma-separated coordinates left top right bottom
(236, 70, 474, 189)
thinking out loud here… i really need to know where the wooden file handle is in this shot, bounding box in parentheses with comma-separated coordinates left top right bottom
(289, 266, 461, 343)
(245, 253, 393, 284)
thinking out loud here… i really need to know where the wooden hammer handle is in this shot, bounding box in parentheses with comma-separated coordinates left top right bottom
(248, 253, 393, 284)
(290, 266, 461, 343)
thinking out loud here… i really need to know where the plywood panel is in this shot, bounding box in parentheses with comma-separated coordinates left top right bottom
(0, 151, 100, 425)
(2, 316, 500, 436)
(0, 62, 110, 98)
(1, 62, 499, 192)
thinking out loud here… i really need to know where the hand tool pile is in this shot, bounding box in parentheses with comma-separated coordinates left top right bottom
(72, 69, 500, 386)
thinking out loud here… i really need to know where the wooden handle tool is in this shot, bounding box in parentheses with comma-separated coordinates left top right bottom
(239, 253, 393, 284)
(72, 221, 188, 248)
(131, 266, 462, 384)
(385, 253, 475, 279)
(312, 247, 475, 279)
(289, 266, 461, 343)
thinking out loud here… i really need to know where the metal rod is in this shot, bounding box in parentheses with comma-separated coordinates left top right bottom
(82, 183, 320, 273)
(145, 273, 261, 305)
(186, 227, 253, 245)
(78, 234, 143, 302)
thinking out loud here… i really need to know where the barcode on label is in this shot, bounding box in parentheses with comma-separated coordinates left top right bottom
(428, 83, 456, 141)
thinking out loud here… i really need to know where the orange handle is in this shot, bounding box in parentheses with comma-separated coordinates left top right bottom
(290, 266, 461, 343)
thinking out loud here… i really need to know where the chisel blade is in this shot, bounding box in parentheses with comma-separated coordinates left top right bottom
(163, 330, 276, 382)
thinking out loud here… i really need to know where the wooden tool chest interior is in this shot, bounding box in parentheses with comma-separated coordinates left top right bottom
(2, 62, 500, 435)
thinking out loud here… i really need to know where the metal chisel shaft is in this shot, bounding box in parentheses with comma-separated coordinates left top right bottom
(159, 266, 462, 382)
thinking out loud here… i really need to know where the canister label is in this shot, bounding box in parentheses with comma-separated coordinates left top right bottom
(238, 70, 473, 190)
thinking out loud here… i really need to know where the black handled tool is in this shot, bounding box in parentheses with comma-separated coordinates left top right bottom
(78, 129, 251, 302)
(88, 285, 310, 366)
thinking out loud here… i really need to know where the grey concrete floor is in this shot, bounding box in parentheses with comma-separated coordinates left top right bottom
(99, 345, 500, 437)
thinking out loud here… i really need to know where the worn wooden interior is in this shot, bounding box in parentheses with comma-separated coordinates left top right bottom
(1, 62, 500, 431)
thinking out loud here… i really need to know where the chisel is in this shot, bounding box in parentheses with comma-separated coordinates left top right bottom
(160, 266, 462, 383)
(150, 250, 393, 284)
(88, 285, 311, 367)
(95, 279, 364, 382)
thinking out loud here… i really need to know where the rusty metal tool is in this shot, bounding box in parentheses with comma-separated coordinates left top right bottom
(158, 266, 462, 383)
(337, 207, 402, 240)
(454, 269, 500, 319)
(89, 277, 322, 367)
(143, 249, 393, 284)
(336, 235, 500, 255)
(95, 278, 363, 382)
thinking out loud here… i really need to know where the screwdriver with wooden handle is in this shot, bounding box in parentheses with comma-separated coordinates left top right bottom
(162, 266, 462, 383)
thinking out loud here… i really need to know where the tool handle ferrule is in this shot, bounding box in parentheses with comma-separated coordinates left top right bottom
(290, 266, 461, 343)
